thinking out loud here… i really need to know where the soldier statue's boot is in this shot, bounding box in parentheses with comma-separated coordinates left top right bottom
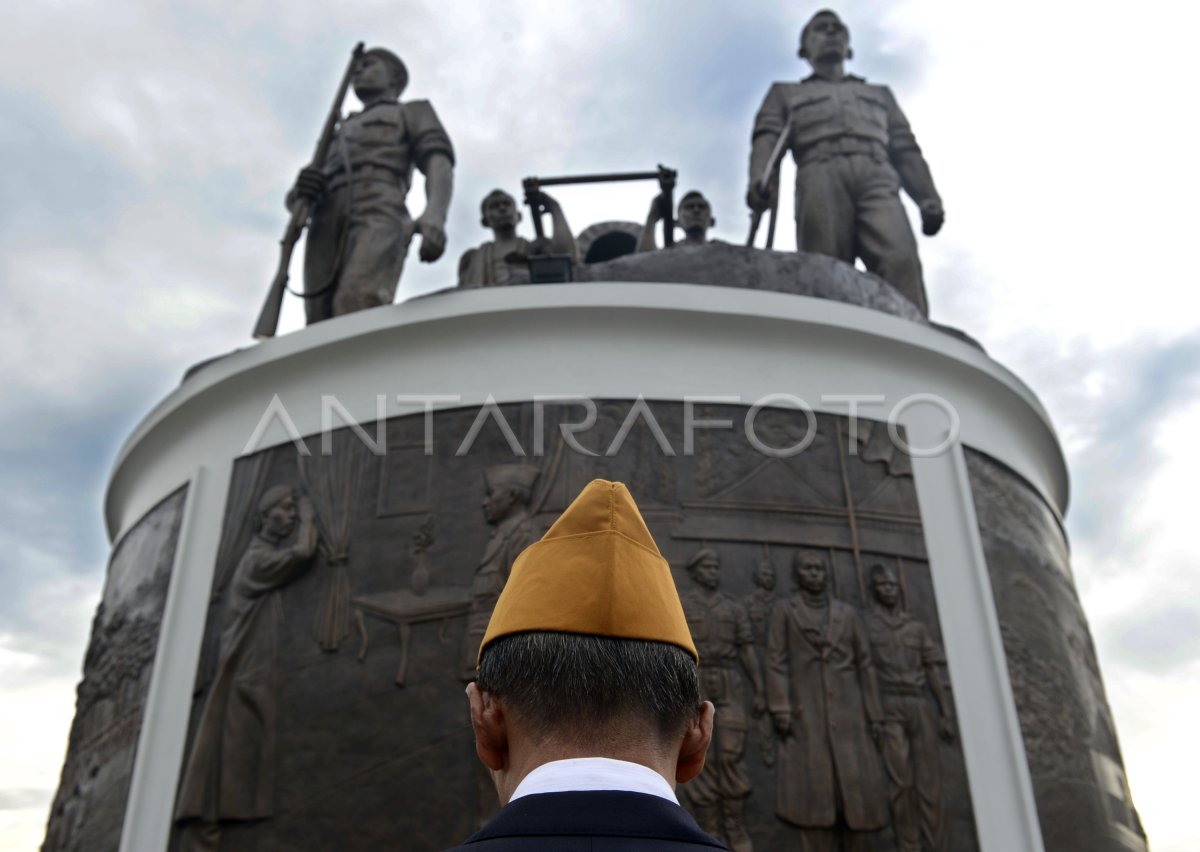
(721, 799, 754, 852)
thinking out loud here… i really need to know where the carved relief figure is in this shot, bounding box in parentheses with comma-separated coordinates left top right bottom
(742, 558, 779, 769)
(679, 547, 766, 852)
(742, 558, 777, 641)
(746, 10, 943, 314)
(460, 464, 541, 679)
(174, 485, 318, 850)
(863, 564, 955, 852)
(458, 189, 577, 287)
(289, 47, 454, 323)
(637, 190, 715, 252)
(765, 549, 888, 851)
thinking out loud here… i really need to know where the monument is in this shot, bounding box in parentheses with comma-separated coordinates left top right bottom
(44, 16, 1145, 852)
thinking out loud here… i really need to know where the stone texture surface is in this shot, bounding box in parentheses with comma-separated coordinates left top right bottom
(43, 488, 187, 852)
(967, 449, 1147, 852)
(166, 405, 976, 851)
(575, 241, 926, 322)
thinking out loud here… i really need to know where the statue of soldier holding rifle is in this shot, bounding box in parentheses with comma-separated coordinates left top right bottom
(255, 46, 454, 336)
(747, 10, 943, 315)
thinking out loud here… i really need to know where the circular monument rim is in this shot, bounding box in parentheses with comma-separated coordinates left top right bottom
(106, 282, 1068, 541)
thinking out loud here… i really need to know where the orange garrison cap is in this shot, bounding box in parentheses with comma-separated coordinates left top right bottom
(478, 479, 698, 664)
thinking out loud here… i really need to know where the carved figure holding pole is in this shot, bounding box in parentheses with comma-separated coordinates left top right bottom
(863, 563, 955, 852)
(747, 10, 943, 314)
(255, 46, 455, 336)
(639, 190, 715, 253)
(457, 189, 577, 288)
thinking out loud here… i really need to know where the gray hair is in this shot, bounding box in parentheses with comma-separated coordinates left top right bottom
(476, 632, 701, 741)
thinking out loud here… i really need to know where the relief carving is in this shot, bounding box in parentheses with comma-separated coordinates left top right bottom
(765, 548, 889, 851)
(679, 547, 765, 852)
(863, 563, 955, 852)
(174, 485, 318, 850)
(173, 406, 982, 850)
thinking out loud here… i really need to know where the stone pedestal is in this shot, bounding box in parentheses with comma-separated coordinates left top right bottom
(45, 251, 1144, 851)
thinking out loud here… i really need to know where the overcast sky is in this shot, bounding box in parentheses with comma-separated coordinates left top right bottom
(2, 1, 1197, 849)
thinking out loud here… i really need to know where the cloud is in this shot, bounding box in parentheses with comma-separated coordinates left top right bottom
(3, 1, 1200, 850)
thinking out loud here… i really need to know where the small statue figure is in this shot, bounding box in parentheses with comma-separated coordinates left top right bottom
(863, 564, 956, 852)
(457, 189, 578, 287)
(637, 190, 715, 252)
(746, 10, 943, 314)
(288, 47, 455, 323)
(679, 547, 765, 852)
(765, 549, 889, 850)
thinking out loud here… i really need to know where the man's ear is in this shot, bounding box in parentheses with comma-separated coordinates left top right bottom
(467, 683, 509, 772)
(675, 700, 715, 784)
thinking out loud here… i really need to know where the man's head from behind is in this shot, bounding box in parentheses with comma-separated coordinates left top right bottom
(466, 480, 713, 804)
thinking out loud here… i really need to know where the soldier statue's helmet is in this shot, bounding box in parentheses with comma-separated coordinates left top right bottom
(870, 562, 898, 584)
(362, 47, 409, 96)
(686, 546, 720, 572)
(798, 9, 854, 61)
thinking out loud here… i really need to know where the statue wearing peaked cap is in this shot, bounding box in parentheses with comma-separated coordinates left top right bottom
(448, 480, 725, 851)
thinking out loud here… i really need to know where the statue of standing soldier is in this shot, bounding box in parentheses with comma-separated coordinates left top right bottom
(289, 47, 455, 323)
(747, 10, 943, 315)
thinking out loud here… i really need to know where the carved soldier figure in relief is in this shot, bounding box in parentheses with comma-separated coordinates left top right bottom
(766, 549, 888, 852)
(741, 558, 779, 769)
(457, 189, 578, 287)
(637, 190, 715, 252)
(288, 47, 454, 323)
(460, 464, 541, 680)
(747, 10, 943, 315)
(679, 547, 766, 852)
(741, 558, 777, 641)
(174, 485, 318, 851)
(863, 564, 956, 852)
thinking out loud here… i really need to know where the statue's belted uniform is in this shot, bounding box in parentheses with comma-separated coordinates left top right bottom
(752, 74, 935, 313)
(304, 100, 453, 321)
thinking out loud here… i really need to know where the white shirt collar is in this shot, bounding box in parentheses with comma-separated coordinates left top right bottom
(509, 757, 679, 804)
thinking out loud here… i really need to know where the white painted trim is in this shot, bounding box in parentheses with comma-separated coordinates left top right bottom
(104, 284, 1057, 849)
(105, 284, 1067, 541)
(119, 461, 232, 852)
(905, 404, 1045, 852)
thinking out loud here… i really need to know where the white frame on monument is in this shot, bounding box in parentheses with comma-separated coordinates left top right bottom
(112, 284, 1055, 852)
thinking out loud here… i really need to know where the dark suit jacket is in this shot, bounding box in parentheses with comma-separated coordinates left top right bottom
(443, 790, 729, 851)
